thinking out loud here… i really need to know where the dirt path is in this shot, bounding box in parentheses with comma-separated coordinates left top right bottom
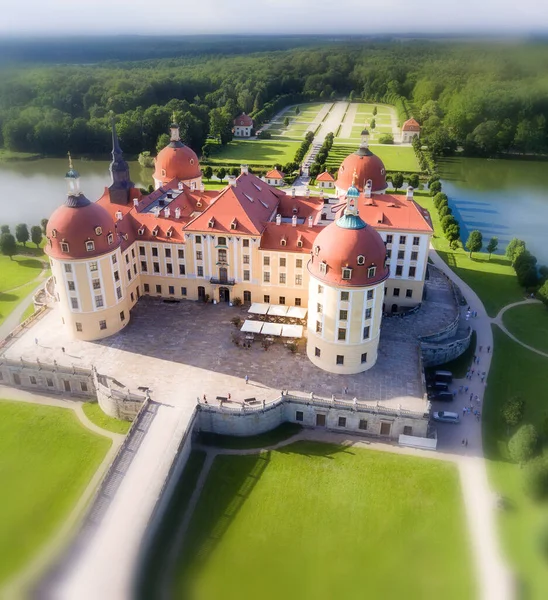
(0, 388, 123, 598)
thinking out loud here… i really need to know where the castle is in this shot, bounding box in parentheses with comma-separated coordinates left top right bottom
(45, 122, 432, 375)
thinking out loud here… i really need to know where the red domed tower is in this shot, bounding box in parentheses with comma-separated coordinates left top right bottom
(45, 157, 131, 340)
(336, 130, 387, 195)
(307, 175, 389, 374)
(153, 120, 202, 190)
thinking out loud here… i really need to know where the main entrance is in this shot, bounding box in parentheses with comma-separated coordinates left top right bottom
(198, 286, 206, 301)
(219, 287, 230, 303)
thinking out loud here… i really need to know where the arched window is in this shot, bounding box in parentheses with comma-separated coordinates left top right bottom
(342, 267, 352, 280)
(357, 255, 365, 265)
(85, 240, 95, 252)
(368, 266, 377, 278)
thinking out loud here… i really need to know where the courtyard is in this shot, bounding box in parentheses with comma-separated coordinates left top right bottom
(172, 442, 475, 600)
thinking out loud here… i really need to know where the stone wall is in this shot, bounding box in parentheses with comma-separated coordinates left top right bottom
(196, 393, 430, 441)
(420, 327, 473, 367)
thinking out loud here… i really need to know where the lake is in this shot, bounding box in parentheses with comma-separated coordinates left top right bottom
(1, 155, 547, 264)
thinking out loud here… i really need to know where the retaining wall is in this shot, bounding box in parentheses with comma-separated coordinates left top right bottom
(421, 327, 473, 367)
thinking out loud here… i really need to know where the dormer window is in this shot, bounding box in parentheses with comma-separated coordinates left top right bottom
(342, 267, 352, 280)
(138, 227, 145, 236)
(161, 169, 166, 178)
(196, 200, 202, 208)
(357, 255, 365, 265)
(61, 242, 70, 253)
(314, 245, 320, 256)
(122, 233, 128, 241)
(230, 219, 237, 230)
(86, 240, 95, 252)
(51, 229, 57, 238)
(208, 218, 215, 228)
(368, 266, 377, 278)
(166, 228, 173, 238)
(280, 238, 287, 246)
(107, 233, 114, 244)
(95, 226, 103, 236)
(152, 227, 159, 237)
(190, 159, 194, 165)
(297, 239, 303, 248)
(319, 261, 327, 275)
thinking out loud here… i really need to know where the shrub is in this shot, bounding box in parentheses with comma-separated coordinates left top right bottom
(0, 225, 10, 234)
(438, 205, 452, 218)
(502, 396, 525, 428)
(538, 280, 548, 307)
(508, 424, 539, 465)
(232, 297, 242, 307)
(440, 214, 458, 233)
(450, 239, 460, 250)
(524, 457, 548, 500)
(428, 174, 440, 186)
(433, 192, 448, 209)
(257, 130, 272, 139)
(429, 180, 442, 195)
(506, 238, 526, 262)
(445, 224, 460, 242)
(408, 173, 420, 188)
(378, 133, 394, 144)
(391, 172, 404, 191)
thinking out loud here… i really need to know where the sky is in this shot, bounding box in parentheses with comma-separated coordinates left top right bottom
(2, 0, 548, 36)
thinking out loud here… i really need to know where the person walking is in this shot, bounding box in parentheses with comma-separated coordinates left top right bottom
(61, 347, 65, 353)
(245, 374, 249, 384)
(479, 345, 483, 352)
(462, 406, 466, 416)
(487, 345, 491, 353)
(35, 337, 38, 345)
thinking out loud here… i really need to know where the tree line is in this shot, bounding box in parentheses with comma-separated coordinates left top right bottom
(0, 220, 48, 259)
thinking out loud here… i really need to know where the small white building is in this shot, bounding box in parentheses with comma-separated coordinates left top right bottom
(316, 170, 335, 189)
(233, 113, 253, 137)
(401, 118, 421, 143)
(265, 169, 285, 187)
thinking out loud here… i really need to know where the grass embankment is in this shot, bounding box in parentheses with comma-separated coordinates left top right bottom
(502, 303, 548, 354)
(414, 195, 522, 317)
(82, 402, 131, 434)
(0, 282, 40, 328)
(197, 422, 301, 450)
(205, 140, 300, 167)
(0, 149, 41, 162)
(0, 400, 111, 586)
(175, 442, 474, 600)
(326, 143, 421, 173)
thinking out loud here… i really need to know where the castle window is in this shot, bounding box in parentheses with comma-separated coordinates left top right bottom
(166, 263, 173, 274)
(120, 311, 125, 321)
(413, 237, 420, 246)
(181, 287, 187, 296)
(76, 322, 83, 332)
(318, 285, 324, 294)
(141, 261, 147, 272)
(368, 266, 377, 278)
(107, 233, 114, 245)
(90, 261, 98, 272)
(190, 159, 195, 165)
(243, 254, 250, 264)
(138, 227, 145, 236)
(338, 328, 346, 341)
(179, 264, 186, 275)
(341, 291, 349, 301)
(168, 286, 175, 295)
(361, 353, 368, 364)
(95, 295, 104, 308)
(231, 220, 237, 230)
(406, 289, 413, 298)
(338, 417, 347, 428)
(367, 289, 374, 300)
(297, 239, 303, 248)
(95, 226, 102, 236)
(357, 255, 365, 265)
(263, 272, 270, 283)
(397, 250, 405, 260)
(409, 266, 416, 278)
(296, 259, 303, 269)
(197, 266, 204, 277)
(114, 270, 119, 281)
(365, 307, 372, 319)
(263, 256, 270, 266)
(68, 281, 75, 291)
(295, 297, 301, 306)
(61, 242, 70, 253)
(156, 285, 162, 294)
(319, 261, 327, 275)
(396, 265, 403, 276)
(411, 251, 418, 261)
(394, 288, 400, 297)
(386, 235, 393, 244)
(399, 236, 407, 245)
(116, 287, 122, 299)
(64, 264, 72, 273)
(71, 297, 79, 309)
(196, 251, 203, 261)
(279, 296, 285, 305)
(296, 411, 304, 422)
(264, 295, 270, 303)
(195, 235, 202, 244)
(243, 239, 249, 247)
(316, 321, 322, 334)
(115, 211, 123, 221)
(314, 245, 320, 255)
(92, 279, 101, 290)
(363, 326, 370, 340)
(152, 247, 158, 257)
(243, 270, 250, 281)
(279, 273, 286, 284)
(295, 274, 302, 285)
(315, 347, 321, 357)
(317, 303, 323, 314)
(144, 284, 149, 293)
(280, 238, 287, 246)
(208, 218, 215, 228)
(153, 262, 160, 273)
(339, 310, 348, 321)
(166, 229, 173, 238)
(336, 355, 344, 365)
(99, 320, 107, 330)
(218, 237, 227, 246)
(152, 227, 159, 237)
(342, 267, 352, 280)
(178, 249, 184, 259)
(359, 418, 368, 429)
(161, 169, 166, 177)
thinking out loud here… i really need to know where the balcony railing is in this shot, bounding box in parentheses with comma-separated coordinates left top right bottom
(210, 277, 236, 286)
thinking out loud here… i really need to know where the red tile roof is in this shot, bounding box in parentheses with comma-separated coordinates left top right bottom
(316, 171, 334, 182)
(234, 113, 253, 127)
(358, 194, 433, 233)
(266, 169, 284, 179)
(260, 223, 323, 253)
(402, 118, 421, 132)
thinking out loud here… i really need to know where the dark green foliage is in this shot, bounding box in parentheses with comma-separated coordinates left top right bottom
(506, 238, 526, 263)
(428, 174, 440, 186)
(501, 396, 525, 428)
(487, 236, 498, 258)
(508, 424, 539, 465)
(1, 225, 10, 235)
(15, 223, 29, 246)
(0, 233, 17, 260)
(408, 173, 420, 188)
(524, 457, 548, 500)
(465, 230, 483, 258)
(440, 214, 458, 233)
(370, 118, 376, 130)
(514, 250, 538, 288)
(391, 172, 404, 191)
(203, 165, 213, 181)
(40, 219, 48, 234)
(429, 180, 442, 195)
(229, 167, 240, 177)
(438, 205, 452, 218)
(378, 133, 394, 144)
(283, 116, 289, 127)
(538, 281, 548, 307)
(372, 106, 378, 116)
(30, 225, 42, 248)
(295, 106, 300, 115)
(433, 192, 448, 209)
(445, 224, 460, 243)
(216, 167, 226, 182)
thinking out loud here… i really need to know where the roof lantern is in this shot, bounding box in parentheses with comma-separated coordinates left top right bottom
(65, 152, 81, 196)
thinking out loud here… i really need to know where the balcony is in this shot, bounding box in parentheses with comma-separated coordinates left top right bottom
(210, 277, 236, 286)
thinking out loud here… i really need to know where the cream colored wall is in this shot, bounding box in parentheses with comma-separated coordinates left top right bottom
(50, 247, 131, 341)
(306, 274, 384, 374)
(383, 278, 425, 310)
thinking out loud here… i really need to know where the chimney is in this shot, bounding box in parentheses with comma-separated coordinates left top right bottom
(174, 207, 181, 219)
(291, 187, 296, 198)
(305, 188, 310, 198)
(200, 182, 205, 192)
(406, 186, 414, 200)
(153, 206, 161, 218)
(308, 215, 313, 228)
(132, 198, 139, 207)
(292, 215, 297, 227)
(364, 182, 372, 199)
(178, 181, 183, 191)
(190, 181, 196, 191)
(164, 207, 170, 218)
(228, 176, 237, 187)
(319, 189, 324, 199)
(115, 211, 123, 221)
(240, 164, 249, 175)
(276, 214, 282, 226)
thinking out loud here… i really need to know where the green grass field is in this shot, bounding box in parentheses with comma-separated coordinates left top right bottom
(175, 442, 474, 600)
(0, 400, 111, 585)
(206, 140, 300, 166)
(82, 402, 132, 434)
(0, 282, 40, 328)
(0, 253, 44, 293)
(502, 302, 548, 353)
(482, 327, 548, 598)
(326, 143, 421, 173)
(414, 195, 522, 316)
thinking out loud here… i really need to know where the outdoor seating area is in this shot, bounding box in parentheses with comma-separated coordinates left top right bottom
(241, 303, 307, 343)
(240, 320, 303, 339)
(248, 302, 307, 323)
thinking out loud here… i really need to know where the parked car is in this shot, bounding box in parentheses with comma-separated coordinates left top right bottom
(434, 370, 453, 384)
(432, 411, 460, 424)
(427, 381, 449, 393)
(428, 391, 454, 402)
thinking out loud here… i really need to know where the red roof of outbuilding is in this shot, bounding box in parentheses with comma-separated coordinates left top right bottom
(316, 171, 335, 182)
(402, 118, 421, 132)
(234, 113, 253, 127)
(266, 169, 284, 179)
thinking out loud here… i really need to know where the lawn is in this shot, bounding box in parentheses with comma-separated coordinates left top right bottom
(174, 442, 474, 600)
(482, 328, 548, 598)
(0, 400, 111, 585)
(0, 251, 44, 293)
(326, 143, 421, 173)
(206, 140, 300, 166)
(502, 302, 548, 353)
(0, 281, 40, 328)
(82, 402, 132, 434)
(197, 422, 301, 450)
(414, 195, 522, 317)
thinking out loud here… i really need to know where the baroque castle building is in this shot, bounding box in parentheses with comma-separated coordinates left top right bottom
(45, 122, 432, 374)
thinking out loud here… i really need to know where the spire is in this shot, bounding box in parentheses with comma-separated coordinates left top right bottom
(170, 113, 181, 143)
(65, 152, 81, 196)
(108, 116, 133, 204)
(344, 169, 360, 217)
(111, 115, 122, 158)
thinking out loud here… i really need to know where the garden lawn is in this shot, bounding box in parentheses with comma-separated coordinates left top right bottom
(502, 302, 548, 353)
(0, 400, 111, 585)
(414, 195, 522, 316)
(206, 140, 300, 166)
(0, 282, 39, 327)
(327, 143, 421, 173)
(0, 251, 44, 293)
(82, 402, 131, 434)
(175, 442, 474, 600)
(482, 327, 548, 599)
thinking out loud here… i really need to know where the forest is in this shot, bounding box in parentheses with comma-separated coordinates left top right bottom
(1, 38, 548, 159)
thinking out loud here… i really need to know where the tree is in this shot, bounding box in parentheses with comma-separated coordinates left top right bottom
(31, 225, 42, 248)
(441, 214, 458, 233)
(429, 180, 442, 195)
(524, 457, 548, 500)
(508, 424, 539, 465)
(156, 133, 170, 153)
(230, 167, 240, 177)
(538, 280, 548, 307)
(370, 118, 376, 130)
(391, 172, 404, 191)
(1, 225, 10, 234)
(465, 230, 483, 258)
(501, 396, 525, 428)
(203, 166, 213, 181)
(15, 223, 29, 247)
(506, 238, 526, 263)
(445, 224, 460, 242)
(373, 106, 378, 116)
(0, 233, 17, 260)
(283, 116, 290, 127)
(216, 167, 227, 182)
(209, 108, 233, 145)
(433, 192, 448, 209)
(408, 174, 420, 188)
(486, 237, 498, 259)
(378, 133, 394, 144)
(295, 106, 300, 116)
(438, 205, 452, 218)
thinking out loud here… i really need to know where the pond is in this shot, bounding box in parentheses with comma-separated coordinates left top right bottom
(439, 156, 548, 264)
